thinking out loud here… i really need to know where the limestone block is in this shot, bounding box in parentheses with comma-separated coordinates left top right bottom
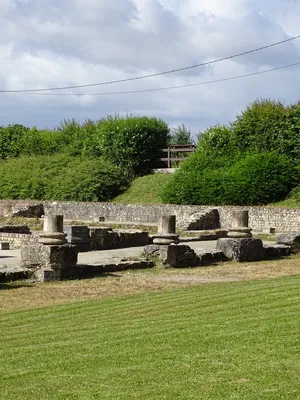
(159, 244, 200, 268)
(34, 268, 62, 282)
(264, 244, 291, 259)
(21, 243, 78, 270)
(65, 225, 91, 252)
(117, 230, 150, 248)
(143, 244, 161, 258)
(89, 227, 118, 250)
(276, 232, 300, 253)
(216, 238, 264, 262)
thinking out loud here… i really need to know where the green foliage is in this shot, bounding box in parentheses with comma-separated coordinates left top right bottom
(224, 152, 299, 205)
(48, 157, 128, 201)
(197, 100, 300, 163)
(100, 115, 170, 175)
(0, 124, 29, 159)
(231, 99, 287, 153)
(162, 151, 298, 206)
(0, 155, 128, 202)
(197, 125, 237, 158)
(281, 102, 300, 162)
(169, 123, 194, 145)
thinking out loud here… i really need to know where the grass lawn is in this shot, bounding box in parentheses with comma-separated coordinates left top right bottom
(112, 173, 172, 204)
(1, 269, 299, 399)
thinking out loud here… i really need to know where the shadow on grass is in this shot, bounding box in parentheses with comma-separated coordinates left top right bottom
(66, 269, 123, 281)
(0, 282, 34, 290)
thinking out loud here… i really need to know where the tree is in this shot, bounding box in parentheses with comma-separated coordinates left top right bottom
(169, 123, 195, 145)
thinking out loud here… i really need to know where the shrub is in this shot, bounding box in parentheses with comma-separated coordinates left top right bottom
(0, 155, 128, 202)
(231, 99, 286, 153)
(0, 124, 29, 159)
(280, 102, 300, 163)
(162, 151, 298, 206)
(224, 152, 299, 205)
(48, 157, 128, 201)
(197, 125, 236, 158)
(100, 115, 170, 175)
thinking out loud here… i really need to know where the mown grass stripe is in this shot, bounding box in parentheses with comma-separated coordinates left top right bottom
(1, 275, 300, 399)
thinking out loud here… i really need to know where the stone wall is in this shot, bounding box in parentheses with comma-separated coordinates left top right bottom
(0, 232, 38, 249)
(0, 200, 44, 218)
(43, 202, 300, 232)
(1, 200, 300, 232)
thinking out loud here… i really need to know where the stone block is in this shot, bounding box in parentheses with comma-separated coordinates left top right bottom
(216, 238, 265, 262)
(276, 232, 300, 253)
(264, 244, 291, 259)
(143, 244, 161, 258)
(117, 230, 150, 248)
(34, 268, 62, 282)
(159, 244, 200, 268)
(89, 227, 118, 250)
(65, 225, 91, 252)
(0, 242, 10, 250)
(21, 243, 78, 270)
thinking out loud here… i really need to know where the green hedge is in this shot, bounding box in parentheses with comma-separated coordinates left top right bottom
(162, 152, 298, 206)
(0, 155, 128, 202)
(100, 115, 170, 175)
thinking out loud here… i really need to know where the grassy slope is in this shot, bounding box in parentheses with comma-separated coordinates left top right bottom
(1, 275, 299, 399)
(112, 173, 172, 204)
(112, 172, 300, 208)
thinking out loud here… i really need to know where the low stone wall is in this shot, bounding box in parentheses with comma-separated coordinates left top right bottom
(0, 232, 38, 249)
(44, 202, 300, 232)
(1, 200, 300, 232)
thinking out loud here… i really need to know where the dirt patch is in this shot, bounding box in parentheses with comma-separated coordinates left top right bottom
(1, 255, 300, 312)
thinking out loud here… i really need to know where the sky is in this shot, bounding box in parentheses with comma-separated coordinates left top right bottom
(0, 0, 300, 135)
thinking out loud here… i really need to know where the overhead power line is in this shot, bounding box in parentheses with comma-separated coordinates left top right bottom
(0, 35, 299, 93)
(16, 62, 300, 96)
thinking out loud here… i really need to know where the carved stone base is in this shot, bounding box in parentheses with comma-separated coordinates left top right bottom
(227, 228, 252, 238)
(152, 234, 179, 245)
(39, 232, 67, 245)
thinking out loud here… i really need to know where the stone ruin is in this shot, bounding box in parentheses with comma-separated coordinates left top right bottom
(1, 209, 297, 283)
(21, 215, 78, 282)
(144, 212, 292, 267)
(217, 210, 291, 262)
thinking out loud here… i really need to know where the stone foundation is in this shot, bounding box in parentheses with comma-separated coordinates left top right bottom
(21, 243, 78, 281)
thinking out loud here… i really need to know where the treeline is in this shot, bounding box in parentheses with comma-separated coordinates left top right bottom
(162, 99, 300, 205)
(2, 99, 300, 205)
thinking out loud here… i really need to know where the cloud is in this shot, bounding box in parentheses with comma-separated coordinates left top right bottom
(0, 0, 299, 135)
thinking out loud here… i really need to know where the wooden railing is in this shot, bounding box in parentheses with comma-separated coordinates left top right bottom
(158, 144, 196, 168)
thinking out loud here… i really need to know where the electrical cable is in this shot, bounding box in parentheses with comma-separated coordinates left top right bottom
(15, 61, 300, 96)
(0, 35, 299, 93)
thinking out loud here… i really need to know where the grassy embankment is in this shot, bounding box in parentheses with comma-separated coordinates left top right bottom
(112, 173, 300, 207)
